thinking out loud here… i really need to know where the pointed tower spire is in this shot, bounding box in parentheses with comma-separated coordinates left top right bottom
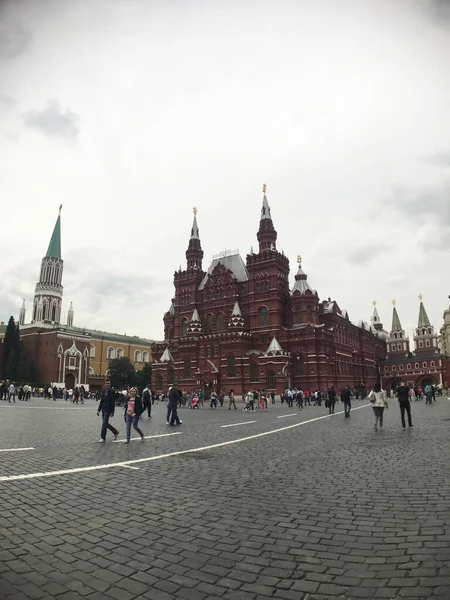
(417, 294, 431, 328)
(67, 302, 74, 327)
(229, 301, 245, 329)
(292, 255, 314, 295)
(186, 207, 204, 270)
(391, 300, 402, 332)
(257, 184, 277, 252)
(19, 299, 26, 326)
(46, 204, 62, 259)
(32, 206, 64, 324)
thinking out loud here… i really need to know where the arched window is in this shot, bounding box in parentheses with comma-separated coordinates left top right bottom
(216, 312, 225, 331)
(116, 348, 124, 359)
(168, 368, 175, 384)
(259, 306, 269, 328)
(256, 282, 260, 292)
(134, 350, 141, 362)
(43, 299, 49, 320)
(156, 374, 163, 390)
(207, 313, 213, 333)
(419, 340, 424, 348)
(399, 365, 404, 371)
(296, 309, 302, 325)
(107, 347, 115, 360)
(392, 365, 396, 371)
(423, 362, 427, 368)
(181, 318, 189, 336)
(415, 362, 419, 369)
(407, 364, 411, 370)
(266, 370, 276, 389)
(89, 367, 94, 375)
(430, 361, 435, 367)
(397, 343, 402, 350)
(250, 363, 259, 382)
(184, 359, 191, 378)
(90, 344, 95, 358)
(227, 356, 236, 377)
(425, 340, 430, 347)
(142, 351, 149, 363)
(51, 302, 57, 321)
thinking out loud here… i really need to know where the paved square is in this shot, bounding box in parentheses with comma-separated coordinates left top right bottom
(0, 397, 449, 600)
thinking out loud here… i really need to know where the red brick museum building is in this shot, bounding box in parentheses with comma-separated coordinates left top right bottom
(152, 189, 386, 395)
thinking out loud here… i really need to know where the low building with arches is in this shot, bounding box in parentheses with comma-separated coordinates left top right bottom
(152, 189, 385, 396)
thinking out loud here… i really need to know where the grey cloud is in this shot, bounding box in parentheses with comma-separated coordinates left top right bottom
(420, 227, 450, 252)
(0, 26, 32, 58)
(23, 100, 80, 139)
(347, 243, 392, 266)
(422, 152, 450, 167)
(390, 182, 450, 227)
(0, 94, 16, 106)
(425, 0, 450, 26)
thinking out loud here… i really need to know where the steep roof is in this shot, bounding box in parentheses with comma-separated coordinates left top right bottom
(199, 251, 248, 290)
(418, 301, 431, 328)
(46, 207, 62, 259)
(261, 193, 272, 220)
(391, 306, 402, 332)
(231, 301, 242, 316)
(160, 347, 174, 362)
(266, 336, 283, 354)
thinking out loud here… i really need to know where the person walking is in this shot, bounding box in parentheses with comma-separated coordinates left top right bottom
(368, 382, 389, 431)
(397, 382, 413, 429)
(228, 390, 237, 410)
(424, 383, 433, 405)
(8, 382, 16, 403)
(143, 386, 152, 418)
(124, 387, 145, 443)
(168, 383, 182, 426)
(97, 383, 119, 443)
(210, 390, 217, 409)
(328, 386, 337, 414)
(341, 386, 351, 418)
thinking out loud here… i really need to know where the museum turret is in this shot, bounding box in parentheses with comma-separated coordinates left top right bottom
(173, 208, 206, 338)
(32, 205, 64, 325)
(290, 256, 319, 325)
(246, 185, 290, 331)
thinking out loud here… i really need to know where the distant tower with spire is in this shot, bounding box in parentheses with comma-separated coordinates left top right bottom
(414, 295, 438, 354)
(32, 206, 64, 324)
(371, 301, 388, 340)
(386, 300, 410, 356)
(246, 184, 290, 330)
(186, 207, 203, 271)
(19, 299, 26, 326)
(257, 184, 277, 252)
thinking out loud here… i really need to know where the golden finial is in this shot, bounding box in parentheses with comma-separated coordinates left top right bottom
(262, 183, 267, 195)
(372, 300, 377, 307)
(418, 293, 423, 302)
(193, 207, 198, 217)
(297, 255, 302, 264)
(392, 299, 396, 306)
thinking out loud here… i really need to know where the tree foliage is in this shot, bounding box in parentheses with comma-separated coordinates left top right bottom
(2, 315, 36, 382)
(107, 357, 135, 389)
(135, 362, 152, 390)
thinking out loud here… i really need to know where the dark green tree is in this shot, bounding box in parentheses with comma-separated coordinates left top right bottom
(135, 362, 152, 390)
(16, 353, 35, 383)
(3, 316, 19, 374)
(5, 349, 18, 380)
(107, 356, 135, 389)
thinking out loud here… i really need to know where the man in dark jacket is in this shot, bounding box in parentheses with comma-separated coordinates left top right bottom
(341, 386, 352, 418)
(397, 382, 413, 429)
(97, 383, 119, 443)
(168, 384, 182, 426)
(328, 386, 337, 414)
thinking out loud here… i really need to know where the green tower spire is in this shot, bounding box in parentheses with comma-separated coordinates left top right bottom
(46, 205, 62, 259)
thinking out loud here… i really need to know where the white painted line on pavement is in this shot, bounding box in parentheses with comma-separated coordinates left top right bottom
(0, 406, 93, 410)
(0, 447, 34, 453)
(112, 432, 182, 443)
(277, 413, 297, 419)
(221, 421, 257, 428)
(118, 464, 140, 470)
(0, 405, 370, 483)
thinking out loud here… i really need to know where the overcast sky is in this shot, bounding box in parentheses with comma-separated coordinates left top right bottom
(1, 0, 450, 342)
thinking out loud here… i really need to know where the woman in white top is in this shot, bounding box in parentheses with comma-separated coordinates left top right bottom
(368, 382, 389, 431)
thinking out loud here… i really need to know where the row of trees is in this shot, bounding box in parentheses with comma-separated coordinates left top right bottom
(2, 316, 35, 383)
(107, 356, 152, 390)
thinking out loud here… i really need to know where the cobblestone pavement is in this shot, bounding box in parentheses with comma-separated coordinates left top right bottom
(0, 397, 449, 600)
